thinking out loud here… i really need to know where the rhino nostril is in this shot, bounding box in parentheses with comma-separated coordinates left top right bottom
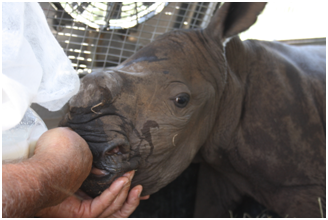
(102, 138, 130, 157)
(105, 146, 120, 156)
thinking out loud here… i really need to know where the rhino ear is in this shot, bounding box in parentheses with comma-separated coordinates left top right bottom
(205, 2, 266, 43)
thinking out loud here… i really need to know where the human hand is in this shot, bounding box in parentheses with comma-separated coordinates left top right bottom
(2, 127, 94, 218)
(32, 127, 93, 207)
(35, 170, 150, 218)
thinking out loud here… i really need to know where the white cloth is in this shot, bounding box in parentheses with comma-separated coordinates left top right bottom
(2, 2, 80, 160)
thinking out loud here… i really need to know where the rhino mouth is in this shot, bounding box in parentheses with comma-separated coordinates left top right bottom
(79, 138, 141, 198)
(91, 166, 110, 176)
(81, 158, 140, 198)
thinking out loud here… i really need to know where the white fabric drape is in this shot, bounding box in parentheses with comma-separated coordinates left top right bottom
(2, 2, 80, 160)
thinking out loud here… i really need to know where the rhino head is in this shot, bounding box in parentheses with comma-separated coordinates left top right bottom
(60, 2, 266, 198)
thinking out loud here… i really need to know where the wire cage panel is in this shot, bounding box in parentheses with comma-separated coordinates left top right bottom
(39, 2, 218, 74)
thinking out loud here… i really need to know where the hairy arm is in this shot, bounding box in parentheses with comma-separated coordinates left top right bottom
(2, 127, 93, 217)
(2, 158, 65, 217)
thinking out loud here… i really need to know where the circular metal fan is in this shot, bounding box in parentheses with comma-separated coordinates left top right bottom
(59, 2, 168, 30)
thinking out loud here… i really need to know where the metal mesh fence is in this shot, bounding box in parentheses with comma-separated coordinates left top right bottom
(39, 2, 219, 74)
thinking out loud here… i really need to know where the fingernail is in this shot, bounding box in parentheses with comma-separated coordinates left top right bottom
(123, 170, 132, 177)
(138, 187, 143, 198)
(123, 170, 135, 180)
(119, 179, 128, 187)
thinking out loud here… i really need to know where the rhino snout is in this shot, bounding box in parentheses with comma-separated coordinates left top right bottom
(80, 134, 141, 198)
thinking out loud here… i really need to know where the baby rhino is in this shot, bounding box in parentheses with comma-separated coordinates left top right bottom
(61, 2, 326, 217)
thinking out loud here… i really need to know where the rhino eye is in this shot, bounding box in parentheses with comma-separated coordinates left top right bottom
(174, 93, 190, 108)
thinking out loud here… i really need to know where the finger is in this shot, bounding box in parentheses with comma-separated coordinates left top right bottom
(110, 184, 143, 218)
(75, 189, 93, 200)
(98, 171, 135, 217)
(36, 195, 81, 218)
(89, 177, 129, 217)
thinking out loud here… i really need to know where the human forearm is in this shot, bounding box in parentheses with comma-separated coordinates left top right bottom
(2, 158, 58, 217)
(2, 127, 93, 217)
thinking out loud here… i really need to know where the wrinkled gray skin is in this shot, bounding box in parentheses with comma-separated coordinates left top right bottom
(60, 3, 326, 218)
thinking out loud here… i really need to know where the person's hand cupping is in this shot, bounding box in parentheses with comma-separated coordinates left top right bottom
(36, 170, 150, 218)
(33, 127, 149, 218)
